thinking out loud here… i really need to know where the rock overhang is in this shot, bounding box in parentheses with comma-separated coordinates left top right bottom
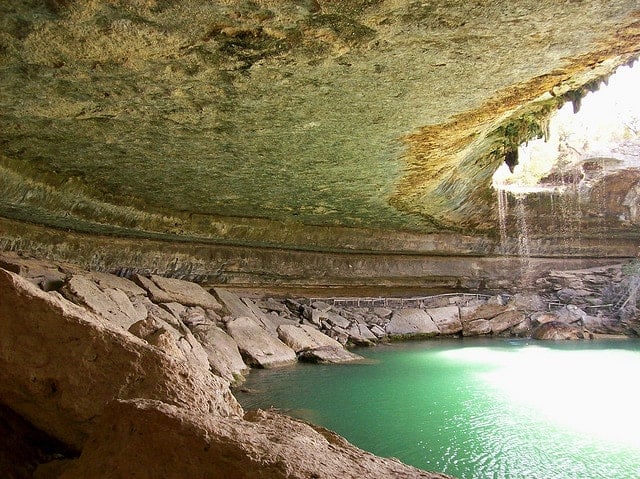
(1, 1, 639, 283)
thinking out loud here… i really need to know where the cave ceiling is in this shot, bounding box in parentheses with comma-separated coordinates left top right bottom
(0, 0, 639, 269)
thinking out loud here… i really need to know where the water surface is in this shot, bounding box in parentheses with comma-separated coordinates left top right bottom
(236, 339, 640, 479)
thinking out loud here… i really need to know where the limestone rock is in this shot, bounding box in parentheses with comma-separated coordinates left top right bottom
(226, 317, 297, 368)
(61, 275, 144, 330)
(277, 324, 343, 352)
(369, 324, 387, 338)
(346, 323, 377, 346)
(128, 314, 210, 372)
(56, 399, 450, 479)
(149, 275, 222, 310)
(132, 274, 174, 303)
(462, 319, 492, 336)
(298, 346, 364, 364)
(0, 268, 241, 450)
(325, 311, 351, 329)
(490, 310, 525, 334)
(85, 271, 146, 298)
(215, 288, 255, 318)
(427, 306, 462, 335)
(373, 307, 393, 319)
(532, 321, 585, 340)
(386, 309, 439, 337)
(191, 324, 248, 383)
(0, 252, 68, 291)
(461, 303, 509, 322)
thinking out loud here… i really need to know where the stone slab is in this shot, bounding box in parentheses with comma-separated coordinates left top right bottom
(385, 309, 439, 336)
(226, 317, 296, 368)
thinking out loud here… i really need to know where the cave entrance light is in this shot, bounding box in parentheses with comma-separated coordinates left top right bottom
(493, 60, 640, 193)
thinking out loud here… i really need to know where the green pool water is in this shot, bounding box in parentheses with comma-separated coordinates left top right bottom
(235, 339, 640, 479)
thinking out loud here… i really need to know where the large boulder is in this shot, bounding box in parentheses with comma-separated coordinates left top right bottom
(277, 324, 343, 352)
(532, 321, 586, 340)
(427, 306, 462, 335)
(385, 309, 439, 337)
(0, 268, 241, 450)
(190, 324, 249, 383)
(149, 275, 222, 310)
(226, 317, 297, 368)
(490, 310, 525, 334)
(55, 399, 451, 479)
(277, 324, 363, 363)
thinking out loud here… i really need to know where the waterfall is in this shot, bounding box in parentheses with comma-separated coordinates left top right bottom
(497, 187, 509, 254)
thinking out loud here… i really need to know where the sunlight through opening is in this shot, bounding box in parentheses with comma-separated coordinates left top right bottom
(493, 61, 640, 193)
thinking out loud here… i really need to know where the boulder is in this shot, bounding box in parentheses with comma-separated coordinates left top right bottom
(0, 268, 241, 450)
(460, 303, 509, 322)
(191, 324, 249, 383)
(531, 312, 559, 325)
(215, 289, 280, 335)
(532, 321, 585, 340)
(226, 317, 297, 368)
(85, 271, 146, 298)
(372, 307, 393, 319)
(132, 274, 174, 303)
(462, 319, 492, 336)
(490, 310, 525, 334)
(61, 275, 145, 330)
(386, 309, 439, 337)
(277, 324, 343, 352)
(149, 275, 222, 310)
(298, 346, 364, 364)
(128, 313, 210, 372)
(325, 311, 351, 329)
(369, 324, 387, 338)
(346, 323, 377, 346)
(427, 306, 462, 335)
(55, 399, 448, 479)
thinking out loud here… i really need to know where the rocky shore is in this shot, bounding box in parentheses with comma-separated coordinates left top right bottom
(1, 251, 637, 478)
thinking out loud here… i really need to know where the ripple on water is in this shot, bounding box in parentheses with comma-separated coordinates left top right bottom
(236, 339, 640, 479)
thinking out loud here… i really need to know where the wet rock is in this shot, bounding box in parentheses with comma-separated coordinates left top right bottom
(427, 306, 462, 335)
(490, 310, 525, 334)
(532, 321, 585, 340)
(149, 275, 222, 310)
(385, 309, 439, 337)
(226, 317, 297, 368)
(0, 268, 241, 450)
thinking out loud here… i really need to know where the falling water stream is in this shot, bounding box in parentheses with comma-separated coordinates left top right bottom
(236, 339, 640, 479)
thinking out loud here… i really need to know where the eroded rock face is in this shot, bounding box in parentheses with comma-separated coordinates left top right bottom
(0, 268, 241, 449)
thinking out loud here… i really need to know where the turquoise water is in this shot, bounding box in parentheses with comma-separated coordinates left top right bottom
(236, 339, 640, 479)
